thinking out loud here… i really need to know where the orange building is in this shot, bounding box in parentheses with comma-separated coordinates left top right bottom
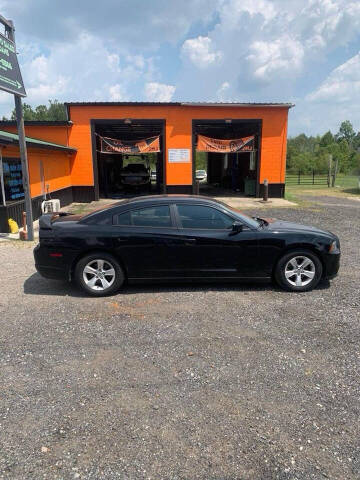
(0, 102, 293, 231)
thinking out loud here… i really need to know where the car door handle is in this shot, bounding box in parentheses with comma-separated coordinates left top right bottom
(185, 238, 196, 245)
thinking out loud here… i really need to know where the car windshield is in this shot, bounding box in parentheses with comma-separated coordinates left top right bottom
(218, 203, 261, 228)
(197, 170, 206, 175)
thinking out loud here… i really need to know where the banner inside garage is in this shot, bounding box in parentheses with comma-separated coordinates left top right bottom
(100, 135, 161, 154)
(197, 134, 255, 153)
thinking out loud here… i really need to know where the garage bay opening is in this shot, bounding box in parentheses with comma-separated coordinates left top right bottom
(92, 119, 165, 198)
(193, 119, 261, 197)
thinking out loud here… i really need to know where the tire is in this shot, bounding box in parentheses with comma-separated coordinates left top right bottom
(75, 253, 125, 296)
(275, 250, 323, 292)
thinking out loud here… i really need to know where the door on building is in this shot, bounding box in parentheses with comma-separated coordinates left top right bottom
(93, 119, 165, 199)
(193, 119, 261, 197)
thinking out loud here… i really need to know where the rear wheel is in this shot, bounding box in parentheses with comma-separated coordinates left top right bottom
(275, 250, 322, 292)
(75, 253, 124, 296)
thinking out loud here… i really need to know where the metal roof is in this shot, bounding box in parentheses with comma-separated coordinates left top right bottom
(0, 129, 76, 153)
(65, 101, 294, 108)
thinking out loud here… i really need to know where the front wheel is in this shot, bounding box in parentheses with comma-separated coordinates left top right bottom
(275, 250, 322, 292)
(75, 253, 125, 296)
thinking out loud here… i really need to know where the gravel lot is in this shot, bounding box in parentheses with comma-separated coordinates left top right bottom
(0, 195, 359, 480)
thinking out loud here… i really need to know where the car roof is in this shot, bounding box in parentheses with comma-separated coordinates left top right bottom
(80, 195, 231, 223)
(82, 195, 224, 219)
(124, 194, 220, 205)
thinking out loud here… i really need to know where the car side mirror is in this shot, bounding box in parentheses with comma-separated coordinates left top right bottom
(231, 221, 243, 234)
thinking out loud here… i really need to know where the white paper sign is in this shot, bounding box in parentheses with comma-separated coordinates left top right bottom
(168, 149, 190, 163)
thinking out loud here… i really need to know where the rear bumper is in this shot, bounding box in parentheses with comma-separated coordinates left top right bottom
(35, 264, 69, 280)
(323, 252, 340, 279)
(34, 244, 71, 281)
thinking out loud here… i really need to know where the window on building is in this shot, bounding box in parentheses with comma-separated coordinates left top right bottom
(0, 158, 24, 204)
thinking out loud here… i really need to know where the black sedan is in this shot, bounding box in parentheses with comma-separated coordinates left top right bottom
(34, 195, 340, 296)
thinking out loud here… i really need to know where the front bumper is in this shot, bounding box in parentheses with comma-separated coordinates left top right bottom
(322, 252, 340, 279)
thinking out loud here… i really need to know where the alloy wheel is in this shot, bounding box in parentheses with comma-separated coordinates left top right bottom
(83, 259, 116, 291)
(284, 256, 316, 287)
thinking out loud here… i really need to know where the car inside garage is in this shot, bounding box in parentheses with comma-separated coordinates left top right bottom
(92, 119, 165, 198)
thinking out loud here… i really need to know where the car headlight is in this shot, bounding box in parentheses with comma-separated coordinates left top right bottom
(329, 239, 340, 254)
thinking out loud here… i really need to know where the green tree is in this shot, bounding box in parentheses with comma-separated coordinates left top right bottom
(335, 120, 356, 146)
(46, 100, 67, 120)
(10, 102, 37, 120)
(8, 99, 66, 121)
(352, 132, 360, 152)
(319, 130, 334, 147)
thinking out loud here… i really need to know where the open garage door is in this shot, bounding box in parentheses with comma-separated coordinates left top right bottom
(91, 119, 165, 199)
(192, 119, 261, 197)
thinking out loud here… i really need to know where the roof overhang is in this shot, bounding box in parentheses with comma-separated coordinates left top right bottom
(0, 130, 76, 153)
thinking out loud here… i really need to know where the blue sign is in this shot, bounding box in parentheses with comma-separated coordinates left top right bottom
(3, 160, 24, 201)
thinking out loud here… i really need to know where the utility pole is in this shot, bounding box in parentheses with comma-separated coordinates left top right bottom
(2, 17, 33, 240)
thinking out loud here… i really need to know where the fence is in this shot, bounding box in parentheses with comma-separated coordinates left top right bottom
(286, 170, 330, 186)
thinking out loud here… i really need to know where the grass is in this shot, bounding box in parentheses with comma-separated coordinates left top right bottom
(285, 174, 359, 200)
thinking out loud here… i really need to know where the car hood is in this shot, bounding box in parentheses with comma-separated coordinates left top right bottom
(262, 218, 335, 238)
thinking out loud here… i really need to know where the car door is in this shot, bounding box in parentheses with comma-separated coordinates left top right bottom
(172, 203, 259, 278)
(112, 204, 183, 279)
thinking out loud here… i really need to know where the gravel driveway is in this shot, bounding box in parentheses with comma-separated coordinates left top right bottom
(0, 196, 359, 479)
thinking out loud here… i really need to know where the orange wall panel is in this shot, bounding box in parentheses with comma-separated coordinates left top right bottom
(68, 104, 289, 188)
(1, 145, 72, 198)
(1, 125, 70, 146)
(67, 123, 94, 186)
(1, 105, 290, 197)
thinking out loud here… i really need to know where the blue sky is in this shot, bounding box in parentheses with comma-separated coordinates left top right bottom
(0, 0, 359, 136)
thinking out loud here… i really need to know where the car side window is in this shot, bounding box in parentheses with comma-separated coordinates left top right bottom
(177, 204, 234, 230)
(113, 205, 172, 228)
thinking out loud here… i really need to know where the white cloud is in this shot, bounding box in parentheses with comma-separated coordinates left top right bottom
(107, 54, 120, 72)
(246, 36, 304, 82)
(27, 78, 69, 103)
(301, 0, 360, 50)
(144, 82, 176, 102)
(0, 0, 360, 134)
(306, 53, 360, 103)
(109, 84, 126, 101)
(0, 91, 11, 105)
(217, 82, 230, 101)
(218, 0, 277, 27)
(13, 33, 159, 106)
(182, 36, 222, 68)
(0, 0, 218, 48)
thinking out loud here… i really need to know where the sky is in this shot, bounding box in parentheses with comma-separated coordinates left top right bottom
(0, 0, 359, 136)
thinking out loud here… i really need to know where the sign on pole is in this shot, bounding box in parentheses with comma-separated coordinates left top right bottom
(0, 31, 26, 96)
(0, 16, 33, 240)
